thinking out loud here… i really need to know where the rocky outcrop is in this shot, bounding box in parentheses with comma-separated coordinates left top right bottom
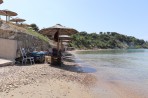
(0, 21, 51, 58)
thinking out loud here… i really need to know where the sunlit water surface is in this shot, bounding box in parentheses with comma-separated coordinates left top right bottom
(74, 49, 148, 96)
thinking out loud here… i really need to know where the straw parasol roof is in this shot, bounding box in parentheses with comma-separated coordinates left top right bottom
(39, 24, 78, 36)
(0, 10, 18, 22)
(61, 40, 72, 42)
(0, 0, 3, 4)
(59, 35, 72, 40)
(10, 17, 26, 24)
(0, 10, 17, 16)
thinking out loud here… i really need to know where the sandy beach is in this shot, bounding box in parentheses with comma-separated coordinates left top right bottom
(0, 57, 98, 98)
(0, 51, 146, 98)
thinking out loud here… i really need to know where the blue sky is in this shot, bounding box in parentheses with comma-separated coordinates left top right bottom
(1, 0, 148, 41)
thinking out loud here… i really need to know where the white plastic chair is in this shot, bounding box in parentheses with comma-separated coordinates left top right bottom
(20, 48, 35, 65)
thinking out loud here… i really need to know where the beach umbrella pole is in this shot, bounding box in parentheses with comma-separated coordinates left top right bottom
(6, 15, 7, 22)
(8, 16, 10, 21)
(57, 30, 60, 53)
(60, 41, 62, 51)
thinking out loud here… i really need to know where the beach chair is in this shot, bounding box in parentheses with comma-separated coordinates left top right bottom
(20, 48, 35, 65)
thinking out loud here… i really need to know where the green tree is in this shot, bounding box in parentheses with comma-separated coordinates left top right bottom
(30, 23, 39, 32)
(107, 32, 111, 35)
(99, 32, 103, 35)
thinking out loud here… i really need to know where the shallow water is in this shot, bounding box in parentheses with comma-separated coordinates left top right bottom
(74, 49, 148, 97)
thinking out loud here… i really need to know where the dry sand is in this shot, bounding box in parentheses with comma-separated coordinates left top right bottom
(1, 78, 95, 98)
(0, 60, 98, 98)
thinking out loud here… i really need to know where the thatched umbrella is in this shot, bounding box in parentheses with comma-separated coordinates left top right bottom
(40, 24, 78, 36)
(59, 35, 72, 51)
(40, 24, 78, 51)
(10, 17, 26, 24)
(0, 10, 18, 22)
(59, 35, 72, 40)
(0, 0, 3, 4)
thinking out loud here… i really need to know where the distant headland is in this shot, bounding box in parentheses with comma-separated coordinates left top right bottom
(69, 31, 148, 49)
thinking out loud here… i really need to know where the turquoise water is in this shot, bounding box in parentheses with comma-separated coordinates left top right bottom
(74, 49, 148, 96)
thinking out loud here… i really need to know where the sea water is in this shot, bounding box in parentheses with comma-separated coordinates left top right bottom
(74, 49, 148, 97)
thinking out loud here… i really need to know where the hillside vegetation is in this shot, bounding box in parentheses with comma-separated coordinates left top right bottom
(0, 21, 49, 42)
(27, 28, 49, 43)
(69, 32, 148, 49)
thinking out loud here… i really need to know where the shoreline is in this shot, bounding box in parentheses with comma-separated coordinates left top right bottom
(69, 48, 148, 53)
(68, 49, 121, 54)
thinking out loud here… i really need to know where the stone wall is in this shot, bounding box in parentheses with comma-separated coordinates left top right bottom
(0, 29, 50, 58)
